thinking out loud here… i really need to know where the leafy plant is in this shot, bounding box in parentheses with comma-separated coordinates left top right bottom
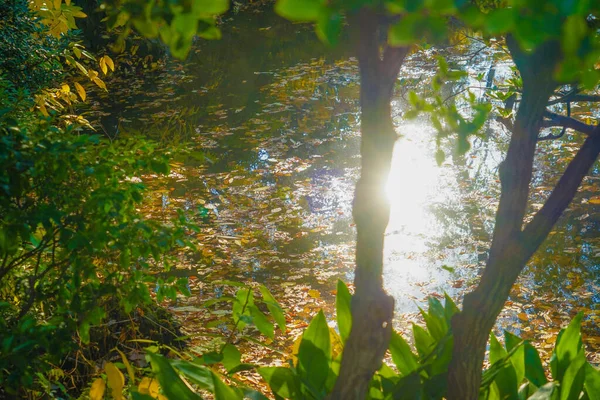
(0, 115, 198, 395)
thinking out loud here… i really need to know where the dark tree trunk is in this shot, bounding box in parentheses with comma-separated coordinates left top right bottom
(329, 9, 409, 400)
(447, 37, 600, 399)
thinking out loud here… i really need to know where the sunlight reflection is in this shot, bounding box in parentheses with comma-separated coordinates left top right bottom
(383, 123, 455, 311)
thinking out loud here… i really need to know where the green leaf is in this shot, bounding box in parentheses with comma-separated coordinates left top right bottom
(389, 331, 418, 376)
(147, 353, 202, 400)
(435, 149, 445, 166)
(412, 323, 434, 358)
(258, 367, 301, 399)
(560, 349, 586, 400)
(275, 0, 324, 22)
(489, 334, 518, 400)
(524, 342, 547, 388)
(484, 8, 514, 34)
(172, 360, 214, 391)
(198, 26, 222, 40)
(388, 14, 422, 46)
(505, 331, 525, 385)
(212, 372, 242, 400)
(315, 11, 342, 46)
(335, 280, 352, 344)
(584, 363, 600, 399)
(221, 344, 241, 373)
(562, 15, 587, 55)
(529, 382, 557, 399)
(554, 313, 583, 381)
(443, 293, 459, 324)
(192, 0, 229, 15)
(249, 305, 275, 339)
(259, 285, 286, 333)
(297, 310, 331, 393)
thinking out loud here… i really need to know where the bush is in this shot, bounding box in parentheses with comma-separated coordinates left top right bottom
(0, 116, 195, 396)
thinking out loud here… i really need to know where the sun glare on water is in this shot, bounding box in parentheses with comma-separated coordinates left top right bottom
(383, 124, 451, 310)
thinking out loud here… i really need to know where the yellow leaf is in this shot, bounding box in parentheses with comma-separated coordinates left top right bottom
(53, 0, 61, 10)
(71, 10, 87, 18)
(74, 82, 86, 101)
(39, 103, 49, 117)
(93, 77, 107, 91)
(65, 0, 71, 5)
(75, 61, 87, 75)
(589, 197, 600, 204)
(138, 377, 160, 397)
(89, 378, 106, 400)
(88, 69, 98, 80)
(308, 289, 320, 298)
(116, 348, 135, 385)
(61, 84, 70, 93)
(518, 313, 528, 321)
(104, 55, 115, 71)
(99, 57, 107, 75)
(105, 362, 124, 400)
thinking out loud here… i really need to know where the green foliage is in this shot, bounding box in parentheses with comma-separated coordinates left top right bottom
(101, 0, 230, 59)
(0, 0, 68, 110)
(136, 281, 600, 400)
(0, 115, 196, 394)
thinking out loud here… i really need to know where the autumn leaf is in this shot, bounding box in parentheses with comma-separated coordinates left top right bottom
(89, 378, 106, 400)
(74, 82, 86, 101)
(105, 362, 125, 400)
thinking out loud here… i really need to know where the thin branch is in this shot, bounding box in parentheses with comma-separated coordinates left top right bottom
(541, 110, 597, 135)
(523, 127, 600, 253)
(548, 93, 600, 105)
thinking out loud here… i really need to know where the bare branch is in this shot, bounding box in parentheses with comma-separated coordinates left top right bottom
(523, 127, 600, 254)
(541, 110, 597, 135)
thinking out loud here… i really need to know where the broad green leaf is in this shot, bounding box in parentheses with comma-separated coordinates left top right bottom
(505, 331, 525, 385)
(562, 15, 587, 55)
(584, 363, 600, 399)
(389, 331, 418, 376)
(275, 0, 324, 22)
(335, 280, 351, 343)
(412, 323, 434, 358)
(524, 342, 548, 388)
(221, 344, 241, 373)
(212, 371, 242, 400)
(249, 305, 275, 339)
(443, 293, 459, 324)
(192, 0, 229, 15)
(315, 11, 342, 46)
(172, 360, 214, 391)
(528, 382, 557, 400)
(258, 367, 301, 399)
(259, 285, 286, 333)
(489, 334, 518, 400)
(148, 353, 202, 400)
(560, 349, 586, 400)
(484, 8, 514, 34)
(297, 310, 331, 393)
(554, 313, 583, 381)
(388, 14, 422, 46)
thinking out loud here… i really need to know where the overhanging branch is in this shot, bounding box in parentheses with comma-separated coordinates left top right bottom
(541, 110, 597, 135)
(523, 126, 600, 255)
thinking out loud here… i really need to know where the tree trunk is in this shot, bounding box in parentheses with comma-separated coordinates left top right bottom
(329, 9, 409, 400)
(447, 37, 600, 399)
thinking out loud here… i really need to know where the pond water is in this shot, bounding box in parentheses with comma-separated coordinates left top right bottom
(96, 8, 599, 361)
